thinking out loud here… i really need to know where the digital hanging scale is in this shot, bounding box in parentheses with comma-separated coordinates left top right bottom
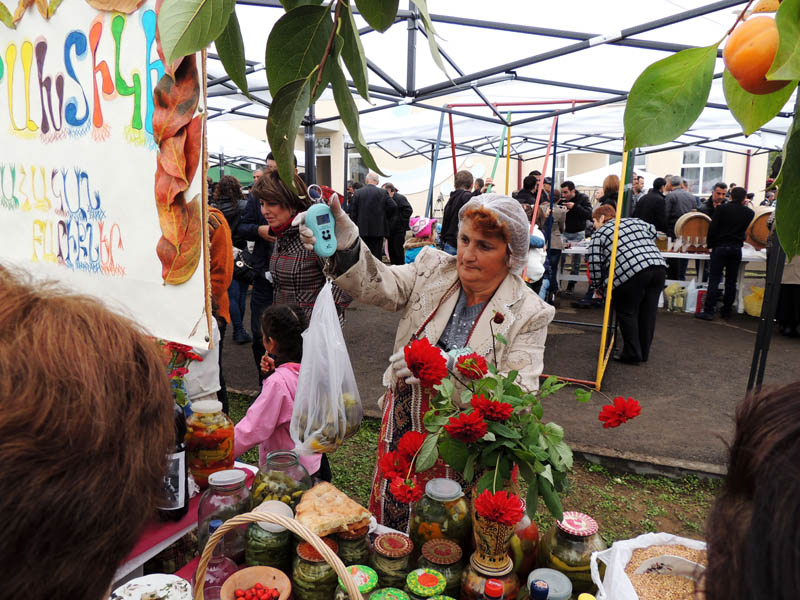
(306, 185, 337, 258)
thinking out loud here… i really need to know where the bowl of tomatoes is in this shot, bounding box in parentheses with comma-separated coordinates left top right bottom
(219, 567, 290, 600)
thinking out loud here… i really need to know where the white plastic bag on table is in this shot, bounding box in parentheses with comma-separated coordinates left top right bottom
(290, 281, 362, 455)
(590, 532, 706, 600)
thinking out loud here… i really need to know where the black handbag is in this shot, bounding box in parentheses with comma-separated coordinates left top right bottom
(233, 248, 255, 281)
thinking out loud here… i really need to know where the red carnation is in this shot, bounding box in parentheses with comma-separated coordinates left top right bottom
(169, 367, 189, 378)
(598, 396, 642, 429)
(444, 411, 488, 443)
(378, 451, 409, 480)
(474, 489, 525, 526)
(389, 476, 425, 503)
(404, 338, 448, 389)
(456, 353, 488, 380)
(470, 394, 513, 421)
(397, 431, 427, 460)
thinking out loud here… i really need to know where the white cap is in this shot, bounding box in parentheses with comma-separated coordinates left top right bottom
(255, 500, 294, 532)
(208, 469, 245, 487)
(191, 400, 223, 414)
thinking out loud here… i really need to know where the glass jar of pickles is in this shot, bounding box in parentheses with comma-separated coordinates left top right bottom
(251, 450, 312, 510)
(404, 568, 446, 600)
(245, 500, 294, 571)
(371, 533, 414, 589)
(418, 539, 463, 597)
(185, 400, 234, 488)
(538, 511, 607, 596)
(370, 589, 411, 600)
(334, 565, 379, 600)
(292, 538, 339, 600)
(197, 469, 251, 563)
(409, 479, 471, 551)
(336, 526, 371, 566)
(460, 561, 520, 600)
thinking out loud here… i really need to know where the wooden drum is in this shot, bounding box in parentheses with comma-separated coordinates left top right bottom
(746, 206, 774, 250)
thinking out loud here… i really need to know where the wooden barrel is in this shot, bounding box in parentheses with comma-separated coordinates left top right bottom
(746, 206, 774, 250)
(674, 211, 711, 240)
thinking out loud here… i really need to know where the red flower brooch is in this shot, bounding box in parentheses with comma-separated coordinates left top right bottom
(598, 397, 642, 429)
(456, 352, 489, 380)
(474, 489, 524, 526)
(444, 410, 488, 443)
(471, 394, 513, 422)
(404, 338, 448, 388)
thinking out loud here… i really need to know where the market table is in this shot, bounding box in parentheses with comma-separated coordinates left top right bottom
(113, 462, 257, 587)
(559, 245, 766, 313)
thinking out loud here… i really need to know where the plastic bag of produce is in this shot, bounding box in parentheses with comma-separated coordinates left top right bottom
(744, 285, 764, 317)
(291, 281, 362, 454)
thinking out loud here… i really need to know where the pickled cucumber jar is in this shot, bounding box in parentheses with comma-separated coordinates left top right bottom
(371, 533, 414, 588)
(334, 565, 379, 600)
(409, 479, 471, 551)
(538, 511, 607, 596)
(251, 450, 312, 510)
(404, 568, 446, 600)
(336, 526, 371, 566)
(245, 500, 294, 571)
(197, 469, 251, 563)
(418, 539, 463, 597)
(185, 400, 234, 488)
(292, 538, 339, 600)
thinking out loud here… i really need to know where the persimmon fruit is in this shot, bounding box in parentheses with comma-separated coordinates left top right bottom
(723, 16, 790, 95)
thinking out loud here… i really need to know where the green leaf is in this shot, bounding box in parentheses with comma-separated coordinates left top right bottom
(214, 10, 250, 98)
(464, 454, 476, 482)
(339, 2, 370, 100)
(574, 388, 592, 404)
(0, 2, 13, 29)
(512, 449, 537, 464)
(767, 0, 800, 80)
(410, 0, 448, 77)
(532, 401, 543, 420)
(266, 77, 312, 188)
(476, 470, 495, 494)
(330, 59, 388, 175)
(481, 431, 496, 442)
(435, 377, 455, 400)
(266, 5, 334, 103)
(438, 436, 469, 471)
(723, 70, 796, 135)
(553, 441, 573, 470)
(422, 409, 450, 432)
(487, 363, 498, 375)
(525, 475, 539, 518)
(47, 0, 64, 18)
(540, 463, 554, 486)
(415, 432, 440, 472)
(280, 0, 323, 8)
(353, 0, 398, 32)
(624, 44, 718, 151)
(157, 0, 235, 65)
(539, 476, 563, 521)
(487, 421, 522, 440)
(495, 333, 508, 345)
(776, 107, 800, 259)
(543, 422, 564, 444)
(497, 456, 512, 481)
(505, 370, 519, 384)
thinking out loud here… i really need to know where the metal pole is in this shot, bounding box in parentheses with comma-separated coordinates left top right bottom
(406, 1, 417, 94)
(343, 144, 349, 193)
(220, 149, 225, 176)
(426, 111, 446, 218)
(448, 112, 457, 177)
(304, 105, 316, 183)
(747, 241, 786, 391)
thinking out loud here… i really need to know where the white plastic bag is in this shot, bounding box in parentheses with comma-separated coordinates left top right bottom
(590, 532, 707, 600)
(290, 282, 362, 454)
(684, 279, 698, 313)
(527, 225, 546, 282)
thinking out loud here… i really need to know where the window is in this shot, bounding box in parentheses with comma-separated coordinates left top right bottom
(348, 152, 368, 185)
(681, 148, 724, 195)
(634, 152, 647, 168)
(609, 154, 622, 165)
(554, 153, 567, 187)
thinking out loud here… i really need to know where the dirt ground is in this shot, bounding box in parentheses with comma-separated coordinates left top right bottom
(222, 274, 799, 475)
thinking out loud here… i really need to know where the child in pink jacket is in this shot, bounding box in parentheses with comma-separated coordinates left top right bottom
(234, 304, 323, 477)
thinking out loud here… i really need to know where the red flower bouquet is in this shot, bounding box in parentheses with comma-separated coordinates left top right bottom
(474, 489, 525, 526)
(443, 411, 488, 443)
(404, 337, 448, 388)
(471, 394, 513, 422)
(599, 397, 642, 428)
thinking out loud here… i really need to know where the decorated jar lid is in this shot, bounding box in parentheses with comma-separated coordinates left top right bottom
(556, 511, 598, 537)
(337, 565, 378, 593)
(374, 533, 414, 558)
(296, 537, 338, 562)
(424, 478, 463, 502)
(405, 568, 446, 597)
(370, 589, 411, 600)
(421, 539, 462, 565)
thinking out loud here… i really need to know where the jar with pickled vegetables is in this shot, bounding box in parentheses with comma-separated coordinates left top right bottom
(197, 469, 252, 563)
(409, 479, 471, 551)
(370, 589, 411, 600)
(336, 526, 371, 566)
(538, 511, 606, 596)
(404, 568, 446, 600)
(334, 565, 378, 600)
(251, 450, 311, 510)
(292, 538, 339, 600)
(371, 533, 414, 589)
(245, 500, 294, 571)
(460, 560, 520, 600)
(185, 400, 234, 488)
(418, 539, 463, 598)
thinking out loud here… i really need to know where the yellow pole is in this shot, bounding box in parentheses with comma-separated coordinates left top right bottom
(595, 148, 629, 389)
(505, 120, 512, 194)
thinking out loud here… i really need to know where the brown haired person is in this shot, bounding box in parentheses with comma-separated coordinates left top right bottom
(440, 169, 474, 255)
(598, 174, 619, 209)
(0, 267, 173, 600)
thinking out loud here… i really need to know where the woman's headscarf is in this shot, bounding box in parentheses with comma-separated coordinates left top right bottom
(457, 193, 531, 275)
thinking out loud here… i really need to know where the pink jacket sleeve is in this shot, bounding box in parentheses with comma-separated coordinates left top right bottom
(234, 373, 293, 459)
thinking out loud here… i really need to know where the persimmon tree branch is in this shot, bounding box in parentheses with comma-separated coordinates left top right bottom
(311, 0, 344, 100)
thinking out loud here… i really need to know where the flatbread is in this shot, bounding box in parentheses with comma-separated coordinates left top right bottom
(295, 482, 372, 537)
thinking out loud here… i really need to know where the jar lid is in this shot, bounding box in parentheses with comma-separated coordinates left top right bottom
(374, 533, 413, 558)
(405, 568, 446, 597)
(530, 579, 550, 600)
(208, 469, 245, 487)
(191, 399, 223, 414)
(208, 519, 224, 535)
(556, 511, 598, 536)
(337, 565, 378, 593)
(254, 500, 294, 533)
(528, 569, 572, 600)
(424, 478, 463, 502)
(484, 579, 504, 600)
(297, 538, 338, 562)
(370, 588, 411, 600)
(421, 539, 462, 565)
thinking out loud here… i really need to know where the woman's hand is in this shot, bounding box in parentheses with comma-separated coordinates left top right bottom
(260, 353, 275, 375)
(291, 195, 359, 252)
(389, 350, 420, 385)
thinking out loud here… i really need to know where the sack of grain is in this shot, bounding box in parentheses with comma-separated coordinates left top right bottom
(590, 532, 706, 600)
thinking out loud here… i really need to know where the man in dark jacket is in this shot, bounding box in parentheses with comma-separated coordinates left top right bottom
(515, 175, 537, 205)
(632, 177, 668, 233)
(559, 180, 593, 292)
(350, 172, 397, 259)
(440, 170, 474, 255)
(383, 182, 413, 265)
(696, 187, 755, 321)
(664, 175, 697, 280)
(698, 182, 727, 219)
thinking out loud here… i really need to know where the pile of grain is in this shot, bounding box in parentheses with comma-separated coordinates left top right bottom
(624, 544, 707, 600)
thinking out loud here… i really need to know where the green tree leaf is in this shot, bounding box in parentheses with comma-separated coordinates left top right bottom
(476, 469, 495, 494)
(423, 409, 450, 432)
(353, 0, 398, 32)
(574, 388, 592, 403)
(543, 422, 564, 444)
(415, 432, 440, 472)
(767, 0, 800, 80)
(214, 10, 250, 98)
(339, 1, 370, 100)
(487, 421, 522, 440)
(553, 441, 573, 470)
(157, 0, 235, 65)
(464, 454, 476, 482)
(266, 77, 312, 188)
(438, 436, 468, 471)
(495, 333, 508, 345)
(723, 69, 796, 135)
(266, 5, 334, 103)
(525, 474, 538, 518)
(280, 0, 323, 8)
(624, 44, 718, 151)
(539, 476, 563, 521)
(410, 0, 448, 77)
(776, 103, 800, 259)
(330, 57, 387, 174)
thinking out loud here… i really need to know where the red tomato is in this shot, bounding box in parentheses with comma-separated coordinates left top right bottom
(235, 591, 245, 598)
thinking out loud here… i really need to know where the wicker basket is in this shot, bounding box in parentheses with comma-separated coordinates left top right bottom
(193, 511, 364, 600)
